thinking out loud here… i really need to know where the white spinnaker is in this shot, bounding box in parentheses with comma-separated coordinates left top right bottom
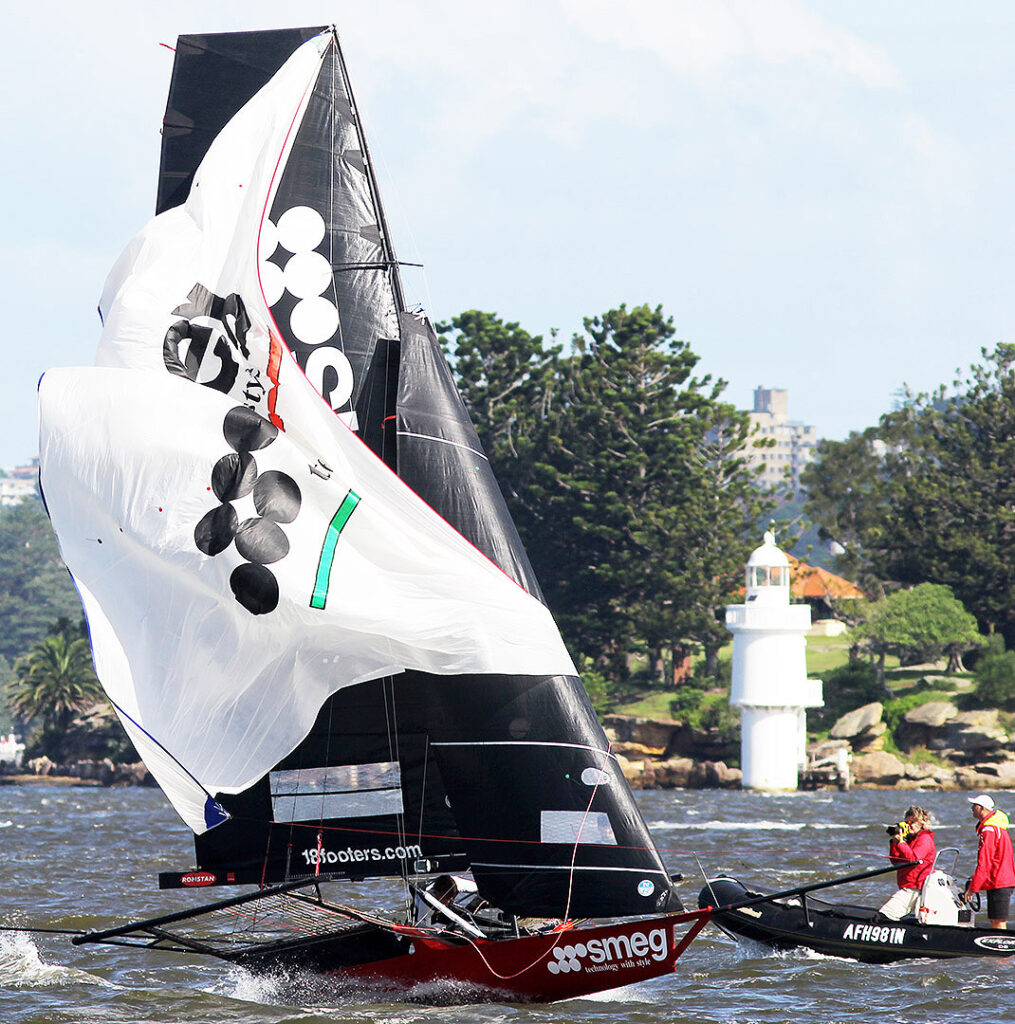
(40, 30, 576, 835)
(96, 31, 337, 390)
(39, 368, 575, 834)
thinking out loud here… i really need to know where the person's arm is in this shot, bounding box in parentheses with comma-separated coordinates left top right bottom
(889, 836, 915, 865)
(969, 828, 995, 893)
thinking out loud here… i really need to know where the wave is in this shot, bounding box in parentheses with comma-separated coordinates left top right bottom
(0, 932, 112, 989)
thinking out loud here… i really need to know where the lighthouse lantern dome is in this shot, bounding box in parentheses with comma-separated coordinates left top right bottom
(746, 530, 790, 603)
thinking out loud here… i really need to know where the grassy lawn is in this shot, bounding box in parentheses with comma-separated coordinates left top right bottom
(612, 630, 973, 721)
(614, 690, 679, 719)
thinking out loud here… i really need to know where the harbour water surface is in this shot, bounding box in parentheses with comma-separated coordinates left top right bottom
(0, 784, 1006, 1023)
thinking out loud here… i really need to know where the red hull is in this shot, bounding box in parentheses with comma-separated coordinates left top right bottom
(330, 910, 710, 1004)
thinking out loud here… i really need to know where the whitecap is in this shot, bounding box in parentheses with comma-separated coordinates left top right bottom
(0, 932, 113, 988)
(647, 819, 854, 832)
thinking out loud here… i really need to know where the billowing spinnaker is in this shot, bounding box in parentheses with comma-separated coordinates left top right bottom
(38, 367, 575, 834)
(96, 29, 344, 448)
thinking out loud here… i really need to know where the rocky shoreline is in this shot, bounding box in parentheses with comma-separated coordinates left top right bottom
(605, 700, 1015, 792)
(6, 698, 1015, 794)
(0, 755, 153, 787)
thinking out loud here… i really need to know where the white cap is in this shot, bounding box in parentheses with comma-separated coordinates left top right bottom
(969, 794, 995, 810)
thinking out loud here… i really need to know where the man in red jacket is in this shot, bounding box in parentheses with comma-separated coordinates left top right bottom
(963, 794, 1015, 929)
(878, 806, 935, 921)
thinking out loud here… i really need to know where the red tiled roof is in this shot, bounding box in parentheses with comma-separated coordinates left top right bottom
(787, 555, 865, 600)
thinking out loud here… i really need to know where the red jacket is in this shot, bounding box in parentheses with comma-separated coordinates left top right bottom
(889, 828, 935, 890)
(971, 811, 1015, 892)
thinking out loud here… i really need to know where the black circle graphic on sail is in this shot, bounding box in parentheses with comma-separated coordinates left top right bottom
(234, 517, 290, 564)
(223, 406, 279, 454)
(253, 471, 301, 523)
(194, 503, 239, 556)
(211, 452, 257, 501)
(230, 563, 280, 615)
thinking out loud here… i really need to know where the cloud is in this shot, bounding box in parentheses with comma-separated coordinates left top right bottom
(560, 0, 903, 90)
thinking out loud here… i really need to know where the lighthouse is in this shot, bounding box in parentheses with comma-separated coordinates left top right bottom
(727, 531, 823, 790)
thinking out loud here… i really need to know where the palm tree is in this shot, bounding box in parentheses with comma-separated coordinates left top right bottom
(9, 631, 103, 750)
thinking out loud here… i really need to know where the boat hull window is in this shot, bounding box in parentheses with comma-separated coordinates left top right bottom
(270, 762, 404, 822)
(540, 810, 617, 846)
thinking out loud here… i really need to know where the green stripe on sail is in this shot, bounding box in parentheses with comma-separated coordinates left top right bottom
(310, 490, 361, 609)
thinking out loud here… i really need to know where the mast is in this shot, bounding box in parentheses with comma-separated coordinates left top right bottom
(330, 29, 408, 316)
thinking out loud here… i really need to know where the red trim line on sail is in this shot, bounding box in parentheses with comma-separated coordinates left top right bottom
(254, 32, 332, 428)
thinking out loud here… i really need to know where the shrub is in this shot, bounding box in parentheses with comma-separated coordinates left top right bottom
(581, 664, 622, 715)
(669, 685, 706, 721)
(974, 636, 1015, 708)
(809, 662, 883, 731)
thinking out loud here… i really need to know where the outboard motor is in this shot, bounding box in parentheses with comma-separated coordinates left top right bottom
(698, 877, 754, 910)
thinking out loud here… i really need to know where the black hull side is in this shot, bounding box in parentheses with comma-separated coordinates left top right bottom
(700, 878, 1015, 964)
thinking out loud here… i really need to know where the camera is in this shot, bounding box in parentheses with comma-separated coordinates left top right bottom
(885, 821, 909, 839)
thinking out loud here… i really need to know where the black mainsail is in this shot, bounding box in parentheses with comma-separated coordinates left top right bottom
(42, 26, 681, 926)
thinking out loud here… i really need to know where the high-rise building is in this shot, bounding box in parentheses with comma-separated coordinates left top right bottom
(744, 387, 816, 492)
(0, 459, 39, 506)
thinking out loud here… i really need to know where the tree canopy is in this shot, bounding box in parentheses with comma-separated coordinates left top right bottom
(854, 584, 982, 689)
(442, 304, 771, 681)
(0, 498, 82, 665)
(803, 345, 1015, 646)
(9, 621, 103, 757)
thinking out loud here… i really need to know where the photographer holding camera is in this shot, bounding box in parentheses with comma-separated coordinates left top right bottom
(877, 806, 935, 921)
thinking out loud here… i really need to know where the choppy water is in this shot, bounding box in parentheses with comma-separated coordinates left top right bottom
(0, 784, 1005, 1023)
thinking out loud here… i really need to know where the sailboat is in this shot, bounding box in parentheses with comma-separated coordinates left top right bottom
(36, 26, 710, 1003)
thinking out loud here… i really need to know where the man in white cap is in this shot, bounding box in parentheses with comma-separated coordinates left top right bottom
(964, 794, 1015, 929)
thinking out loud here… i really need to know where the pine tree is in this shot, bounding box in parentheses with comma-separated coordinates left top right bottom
(0, 499, 82, 665)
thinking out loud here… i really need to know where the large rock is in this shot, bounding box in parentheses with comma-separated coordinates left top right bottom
(664, 723, 739, 764)
(853, 722, 888, 751)
(906, 701, 958, 727)
(603, 715, 679, 754)
(65, 758, 115, 785)
(953, 765, 1004, 790)
(903, 709, 1011, 763)
(611, 741, 665, 759)
(902, 762, 955, 788)
(851, 751, 906, 786)
(614, 754, 656, 790)
(945, 711, 1009, 757)
(896, 701, 958, 751)
(687, 761, 741, 789)
(830, 703, 883, 740)
(62, 702, 140, 764)
(26, 756, 55, 776)
(988, 761, 1015, 788)
(653, 757, 695, 788)
(113, 762, 154, 786)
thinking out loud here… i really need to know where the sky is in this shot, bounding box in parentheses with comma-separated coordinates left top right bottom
(3, 1, 1014, 468)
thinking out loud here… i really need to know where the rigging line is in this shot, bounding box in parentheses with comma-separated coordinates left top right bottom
(379, 676, 409, 890)
(254, 39, 324, 387)
(323, 39, 350, 375)
(222, 812, 665, 857)
(328, 260, 423, 271)
(694, 854, 720, 910)
(394, 431, 489, 459)
(103, 695, 219, 808)
(334, 30, 405, 315)
(448, 742, 618, 983)
(416, 736, 430, 856)
(368, 120, 436, 317)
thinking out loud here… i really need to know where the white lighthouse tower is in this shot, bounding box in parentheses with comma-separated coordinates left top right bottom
(727, 531, 823, 790)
